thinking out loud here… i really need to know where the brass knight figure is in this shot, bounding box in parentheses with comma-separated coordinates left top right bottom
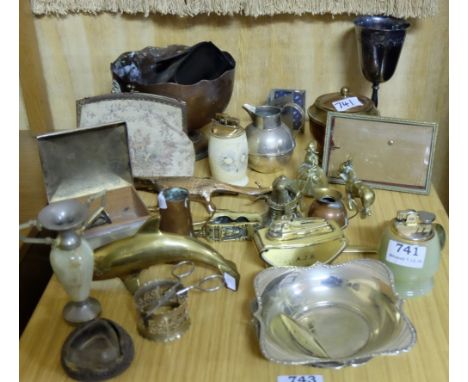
(297, 141, 329, 197)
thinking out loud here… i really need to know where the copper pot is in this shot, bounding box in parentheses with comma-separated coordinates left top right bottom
(307, 87, 378, 157)
(111, 44, 235, 133)
(136, 69, 235, 132)
(158, 187, 194, 236)
(308, 191, 348, 228)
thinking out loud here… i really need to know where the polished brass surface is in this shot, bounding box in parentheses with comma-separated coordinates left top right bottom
(297, 141, 329, 197)
(254, 218, 347, 267)
(211, 113, 243, 138)
(266, 218, 335, 241)
(93, 216, 240, 293)
(338, 160, 375, 218)
(134, 279, 190, 342)
(392, 210, 435, 241)
(134, 176, 271, 214)
(252, 260, 417, 368)
(193, 209, 265, 241)
(263, 175, 302, 225)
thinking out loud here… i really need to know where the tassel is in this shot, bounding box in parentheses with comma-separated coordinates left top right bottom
(31, 0, 439, 18)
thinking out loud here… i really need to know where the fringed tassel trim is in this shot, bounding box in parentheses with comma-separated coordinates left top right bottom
(30, 0, 439, 18)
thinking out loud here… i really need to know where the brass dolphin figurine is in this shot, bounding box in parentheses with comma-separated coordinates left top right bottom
(93, 216, 240, 293)
(134, 176, 271, 214)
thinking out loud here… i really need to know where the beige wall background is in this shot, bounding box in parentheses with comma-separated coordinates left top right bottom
(20, 1, 448, 210)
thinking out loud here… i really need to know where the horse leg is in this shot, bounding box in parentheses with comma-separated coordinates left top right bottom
(346, 185, 355, 211)
(348, 195, 357, 211)
(359, 189, 373, 217)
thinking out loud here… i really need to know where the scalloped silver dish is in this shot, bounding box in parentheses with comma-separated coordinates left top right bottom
(252, 259, 417, 368)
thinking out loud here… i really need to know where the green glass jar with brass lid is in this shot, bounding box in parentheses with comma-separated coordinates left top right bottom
(307, 87, 378, 157)
(377, 209, 446, 298)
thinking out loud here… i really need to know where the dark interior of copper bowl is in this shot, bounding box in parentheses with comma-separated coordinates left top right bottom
(111, 41, 235, 87)
(111, 42, 236, 133)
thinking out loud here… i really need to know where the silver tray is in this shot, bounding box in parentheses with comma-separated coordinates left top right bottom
(252, 259, 416, 368)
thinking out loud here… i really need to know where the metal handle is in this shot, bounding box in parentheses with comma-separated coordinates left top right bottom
(171, 260, 195, 279)
(186, 273, 225, 293)
(172, 260, 224, 294)
(143, 264, 224, 317)
(343, 246, 377, 255)
(282, 102, 305, 129)
(19, 219, 54, 245)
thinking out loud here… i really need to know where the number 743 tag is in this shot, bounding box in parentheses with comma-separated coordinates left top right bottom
(277, 375, 324, 382)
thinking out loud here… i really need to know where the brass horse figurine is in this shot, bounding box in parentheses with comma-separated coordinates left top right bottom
(338, 160, 375, 218)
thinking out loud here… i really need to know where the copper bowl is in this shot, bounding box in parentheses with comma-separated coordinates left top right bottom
(111, 45, 235, 132)
(308, 189, 348, 228)
(136, 69, 235, 132)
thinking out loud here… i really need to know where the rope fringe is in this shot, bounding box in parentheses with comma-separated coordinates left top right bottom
(31, 0, 438, 18)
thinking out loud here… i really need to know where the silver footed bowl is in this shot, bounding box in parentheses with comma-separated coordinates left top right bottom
(252, 259, 416, 368)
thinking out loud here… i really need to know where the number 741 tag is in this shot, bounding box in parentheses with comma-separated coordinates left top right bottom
(385, 239, 427, 269)
(332, 96, 363, 111)
(277, 375, 324, 382)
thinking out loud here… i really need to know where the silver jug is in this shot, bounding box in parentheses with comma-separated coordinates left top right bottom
(243, 104, 296, 173)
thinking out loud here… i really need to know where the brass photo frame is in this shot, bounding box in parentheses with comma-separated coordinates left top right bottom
(322, 113, 438, 194)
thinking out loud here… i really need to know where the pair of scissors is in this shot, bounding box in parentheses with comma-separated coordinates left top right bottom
(143, 261, 224, 317)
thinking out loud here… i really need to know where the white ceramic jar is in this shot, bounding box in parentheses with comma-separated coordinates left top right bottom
(208, 118, 249, 186)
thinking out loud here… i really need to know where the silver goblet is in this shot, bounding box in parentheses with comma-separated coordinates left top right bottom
(354, 16, 410, 107)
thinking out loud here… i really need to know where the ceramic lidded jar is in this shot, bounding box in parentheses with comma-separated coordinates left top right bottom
(307, 87, 378, 157)
(208, 114, 249, 186)
(243, 104, 296, 173)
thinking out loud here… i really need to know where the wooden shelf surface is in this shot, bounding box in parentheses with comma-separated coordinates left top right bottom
(19, 129, 448, 382)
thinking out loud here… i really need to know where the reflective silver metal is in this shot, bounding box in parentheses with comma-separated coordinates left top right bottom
(243, 104, 296, 173)
(252, 259, 416, 368)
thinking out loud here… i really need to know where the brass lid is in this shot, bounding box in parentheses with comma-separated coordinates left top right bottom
(210, 113, 244, 138)
(392, 210, 435, 241)
(308, 87, 378, 126)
